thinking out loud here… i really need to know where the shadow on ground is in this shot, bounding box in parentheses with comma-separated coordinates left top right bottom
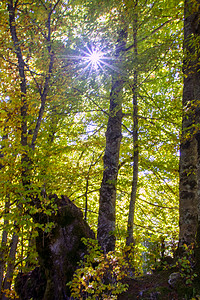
(118, 269, 200, 300)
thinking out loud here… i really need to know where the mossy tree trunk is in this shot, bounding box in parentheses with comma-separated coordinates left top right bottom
(179, 0, 200, 250)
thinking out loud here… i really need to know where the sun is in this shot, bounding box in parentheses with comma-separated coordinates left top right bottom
(83, 47, 104, 70)
(88, 51, 102, 64)
(60, 44, 121, 77)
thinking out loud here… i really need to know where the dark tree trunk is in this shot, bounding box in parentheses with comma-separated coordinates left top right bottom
(179, 0, 200, 249)
(97, 28, 127, 253)
(6, 1, 56, 294)
(7, 0, 30, 187)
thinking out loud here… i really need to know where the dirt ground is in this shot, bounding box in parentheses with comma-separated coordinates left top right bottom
(118, 270, 198, 300)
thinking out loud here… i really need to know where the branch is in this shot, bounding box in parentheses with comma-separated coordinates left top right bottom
(125, 18, 174, 52)
(14, 0, 19, 9)
(72, 87, 110, 117)
(7, 0, 28, 148)
(38, 0, 48, 10)
(31, 10, 55, 150)
(24, 63, 42, 96)
(31, 19, 48, 40)
(51, 0, 62, 13)
(138, 197, 178, 210)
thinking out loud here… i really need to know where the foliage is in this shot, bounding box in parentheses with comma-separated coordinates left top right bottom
(176, 244, 197, 285)
(68, 238, 129, 299)
(0, 0, 186, 296)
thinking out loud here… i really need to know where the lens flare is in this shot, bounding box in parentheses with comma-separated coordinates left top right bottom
(89, 51, 102, 64)
(83, 47, 104, 70)
(59, 43, 123, 78)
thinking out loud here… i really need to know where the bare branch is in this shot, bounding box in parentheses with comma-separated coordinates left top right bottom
(38, 0, 48, 10)
(72, 87, 110, 117)
(51, 0, 62, 13)
(138, 197, 178, 210)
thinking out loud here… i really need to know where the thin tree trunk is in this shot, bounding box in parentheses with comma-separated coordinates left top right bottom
(126, 83, 138, 246)
(179, 0, 200, 249)
(2, 231, 19, 300)
(6, 2, 54, 294)
(25, 230, 35, 269)
(7, 0, 29, 186)
(97, 28, 127, 253)
(84, 151, 103, 221)
(84, 158, 93, 221)
(0, 131, 9, 294)
(0, 200, 10, 295)
(126, 4, 138, 247)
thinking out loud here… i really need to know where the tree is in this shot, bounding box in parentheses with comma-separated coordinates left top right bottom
(0, 0, 77, 297)
(97, 25, 128, 252)
(179, 0, 200, 249)
(126, 0, 139, 247)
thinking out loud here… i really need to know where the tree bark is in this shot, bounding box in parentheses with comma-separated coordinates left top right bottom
(126, 5, 138, 247)
(179, 0, 200, 248)
(0, 200, 10, 295)
(2, 231, 19, 300)
(7, 0, 29, 187)
(97, 28, 127, 253)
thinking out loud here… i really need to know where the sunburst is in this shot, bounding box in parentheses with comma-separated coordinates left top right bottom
(60, 44, 124, 78)
(82, 47, 104, 70)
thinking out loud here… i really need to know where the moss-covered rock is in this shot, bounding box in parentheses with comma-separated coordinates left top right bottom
(15, 195, 95, 300)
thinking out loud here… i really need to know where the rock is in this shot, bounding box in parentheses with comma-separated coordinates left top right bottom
(15, 195, 95, 300)
(168, 272, 182, 288)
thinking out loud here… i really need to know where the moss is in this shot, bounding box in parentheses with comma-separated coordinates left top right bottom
(43, 278, 54, 300)
(141, 286, 171, 300)
(155, 286, 171, 294)
(172, 280, 200, 299)
(18, 195, 95, 300)
(176, 285, 194, 299)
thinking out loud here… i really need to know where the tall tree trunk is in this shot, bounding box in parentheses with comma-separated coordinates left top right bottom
(5, 5, 28, 297)
(7, 0, 29, 186)
(126, 4, 138, 247)
(97, 28, 127, 253)
(190, 0, 200, 273)
(179, 0, 200, 249)
(6, 1, 54, 294)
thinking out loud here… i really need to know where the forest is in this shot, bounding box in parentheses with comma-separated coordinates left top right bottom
(0, 0, 200, 299)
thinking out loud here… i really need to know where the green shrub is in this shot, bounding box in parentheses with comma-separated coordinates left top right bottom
(68, 238, 129, 299)
(176, 244, 197, 285)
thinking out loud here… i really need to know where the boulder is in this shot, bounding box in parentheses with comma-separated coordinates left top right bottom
(15, 195, 95, 300)
(168, 272, 182, 289)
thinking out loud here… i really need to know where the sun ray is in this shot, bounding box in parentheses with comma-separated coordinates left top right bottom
(60, 44, 125, 78)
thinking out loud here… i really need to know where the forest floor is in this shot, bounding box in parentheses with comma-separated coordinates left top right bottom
(118, 269, 199, 300)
